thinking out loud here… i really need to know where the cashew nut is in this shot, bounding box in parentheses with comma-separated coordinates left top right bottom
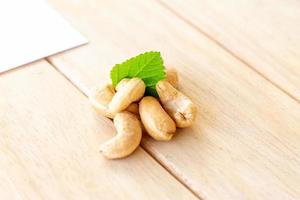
(100, 111, 142, 159)
(89, 85, 115, 118)
(109, 78, 145, 114)
(166, 68, 179, 88)
(115, 78, 130, 91)
(156, 80, 197, 128)
(115, 81, 141, 116)
(139, 96, 176, 141)
(126, 103, 139, 116)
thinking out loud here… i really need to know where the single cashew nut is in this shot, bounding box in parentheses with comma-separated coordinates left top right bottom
(89, 85, 115, 118)
(139, 96, 176, 141)
(156, 80, 197, 128)
(115, 78, 130, 91)
(109, 78, 145, 114)
(166, 68, 179, 88)
(115, 80, 140, 116)
(100, 111, 142, 159)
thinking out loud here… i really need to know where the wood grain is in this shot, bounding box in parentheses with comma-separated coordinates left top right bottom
(0, 60, 198, 200)
(158, 0, 300, 101)
(47, 0, 300, 199)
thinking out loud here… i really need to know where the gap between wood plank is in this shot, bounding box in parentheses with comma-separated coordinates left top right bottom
(45, 58, 202, 200)
(141, 145, 201, 199)
(155, 0, 300, 105)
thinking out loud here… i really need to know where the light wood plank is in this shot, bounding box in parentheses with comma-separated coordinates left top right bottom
(159, 0, 300, 101)
(0, 60, 198, 200)
(47, 0, 300, 199)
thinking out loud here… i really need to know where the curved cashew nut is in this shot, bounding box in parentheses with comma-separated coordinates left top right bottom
(116, 80, 140, 116)
(109, 78, 145, 114)
(115, 78, 130, 91)
(100, 111, 142, 159)
(89, 85, 115, 118)
(139, 96, 176, 141)
(156, 80, 197, 128)
(89, 85, 141, 118)
(166, 68, 179, 88)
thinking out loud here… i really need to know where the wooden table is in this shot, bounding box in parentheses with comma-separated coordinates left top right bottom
(1, 0, 300, 199)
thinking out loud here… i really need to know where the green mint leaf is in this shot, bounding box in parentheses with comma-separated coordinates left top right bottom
(110, 51, 165, 96)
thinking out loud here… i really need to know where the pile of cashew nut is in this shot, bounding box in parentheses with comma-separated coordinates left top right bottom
(89, 69, 197, 159)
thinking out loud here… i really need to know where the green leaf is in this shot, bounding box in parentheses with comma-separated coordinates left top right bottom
(110, 51, 165, 96)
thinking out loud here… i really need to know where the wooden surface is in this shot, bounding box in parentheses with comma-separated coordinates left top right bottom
(0, 60, 197, 200)
(1, 0, 300, 199)
(159, 0, 300, 101)
(47, 0, 300, 199)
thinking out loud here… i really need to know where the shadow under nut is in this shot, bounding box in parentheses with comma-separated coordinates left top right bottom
(139, 96, 176, 141)
(109, 78, 145, 114)
(100, 112, 142, 159)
